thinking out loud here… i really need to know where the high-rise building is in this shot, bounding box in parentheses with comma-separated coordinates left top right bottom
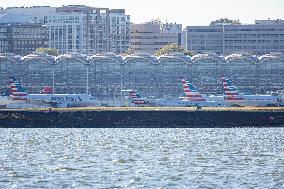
(109, 9, 131, 54)
(184, 19, 284, 55)
(0, 5, 131, 54)
(130, 22, 182, 54)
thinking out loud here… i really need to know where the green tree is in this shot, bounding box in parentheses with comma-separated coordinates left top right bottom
(121, 48, 135, 56)
(154, 43, 195, 56)
(210, 18, 241, 25)
(35, 48, 59, 56)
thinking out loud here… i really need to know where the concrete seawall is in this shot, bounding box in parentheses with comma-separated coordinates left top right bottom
(0, 107, 283, 128)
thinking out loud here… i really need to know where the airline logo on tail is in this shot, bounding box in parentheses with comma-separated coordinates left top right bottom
(222, 77, 244, 100)
(182, 79, 205, 101)
(128, 90, 148, 104)
(129, 90, 142, 99)
(8, 77, 28, 101)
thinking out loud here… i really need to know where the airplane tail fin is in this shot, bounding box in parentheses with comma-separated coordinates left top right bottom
(8, 77, 28, 100)
(128, 90, 148, 104)
(222, 77, 244, 100)
(182, 78, 205, 101)
(129, 90, 142, 99)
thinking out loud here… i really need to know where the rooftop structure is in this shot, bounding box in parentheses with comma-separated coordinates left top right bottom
(255, 19, 284, 25)
(161, 22, 182, 33)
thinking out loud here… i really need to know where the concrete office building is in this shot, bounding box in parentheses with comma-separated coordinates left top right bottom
(0, 5, 131, 54)
(184, 19, 284, 55)
(131, 22, 182, 54)
(0, 13, 48, 55)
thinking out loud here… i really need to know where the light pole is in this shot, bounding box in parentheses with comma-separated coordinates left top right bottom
(86, 64, 89, 95)
(222, 24, 225, 55)
(120, 71, 123, 105)
(52, 67, 55, 94)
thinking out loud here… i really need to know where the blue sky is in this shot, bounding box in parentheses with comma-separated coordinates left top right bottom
(1, 0, 283, 26)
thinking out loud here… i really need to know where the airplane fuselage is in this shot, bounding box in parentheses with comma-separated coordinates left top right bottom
(226, 94, 280, 106)
(151, 99, 226, 107)
(0, 96, 14, 105)
(27, 94, 97, 107)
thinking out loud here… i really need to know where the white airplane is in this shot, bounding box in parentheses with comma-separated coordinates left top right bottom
(123, 89, 150, 106)
(222, 77, 280, 106)
(278, 90, 284, 106)
(152, 79, 226, 107)
(0, 96, 14, 106)
(3, 77, 97, 108)
(0, 83, 23, 106)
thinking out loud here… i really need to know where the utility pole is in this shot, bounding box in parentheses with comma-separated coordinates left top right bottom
(86, 8, 91, 55)
(52, 68, 55, 94)
(222, 24, 225, 55)
(86, 65, 89, 95)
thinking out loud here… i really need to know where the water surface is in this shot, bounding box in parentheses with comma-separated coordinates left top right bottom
(0, 128, 284, 188)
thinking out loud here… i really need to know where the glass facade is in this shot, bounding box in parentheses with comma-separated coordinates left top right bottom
(0, 53, 283, 100)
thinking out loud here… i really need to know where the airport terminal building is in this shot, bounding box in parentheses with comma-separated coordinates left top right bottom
(0, 52, 283, 105)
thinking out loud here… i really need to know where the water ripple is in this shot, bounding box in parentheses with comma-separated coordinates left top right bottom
(0, 128, 284, 188)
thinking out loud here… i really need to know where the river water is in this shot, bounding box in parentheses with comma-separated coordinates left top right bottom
(0, 128, 284, 188)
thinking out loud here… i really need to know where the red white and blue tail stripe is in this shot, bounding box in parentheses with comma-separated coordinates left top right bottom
(129, 90, 148, 104)
(222, 77, 244, 100)
(129, 90, 142, 99)
(9, 77, 28, 101)
(182, 79, 206, 101)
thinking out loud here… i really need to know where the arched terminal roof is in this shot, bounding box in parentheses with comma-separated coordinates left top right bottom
(55, 53, 87, 65)
(88, 54, 124, 65)
(21, 53, 55, 64)
(259, 53, 284, 63)
(0, 52, 283, 65)
(157, 54, 191, 64)
(225, 53, 259, 64)
(0, 53, 21, 64)
(123, 54, 158, 64)
(191, 53, 225, 64)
